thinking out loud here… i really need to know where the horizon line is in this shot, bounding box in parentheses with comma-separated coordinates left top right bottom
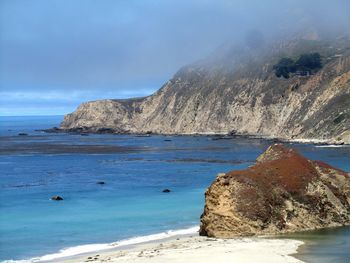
(0, 114, 64, 117)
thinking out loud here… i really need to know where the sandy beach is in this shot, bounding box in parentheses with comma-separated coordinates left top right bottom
(57, 235, 304, 263)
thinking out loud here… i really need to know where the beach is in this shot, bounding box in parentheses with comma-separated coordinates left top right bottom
(58, 235, 304, 263)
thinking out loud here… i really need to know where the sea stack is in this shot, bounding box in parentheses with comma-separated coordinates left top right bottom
(200, 144, 350, 237)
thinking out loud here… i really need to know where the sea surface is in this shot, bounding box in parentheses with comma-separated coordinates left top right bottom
(0, 116, 349, 262)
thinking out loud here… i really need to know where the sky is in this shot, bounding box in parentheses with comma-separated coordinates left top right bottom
(1, 0, 349, 116)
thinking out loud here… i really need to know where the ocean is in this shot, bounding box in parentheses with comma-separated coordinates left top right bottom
(0, 116, 349, 262)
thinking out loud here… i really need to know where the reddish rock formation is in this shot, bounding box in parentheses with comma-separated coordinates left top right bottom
(200, 144, 350, 237)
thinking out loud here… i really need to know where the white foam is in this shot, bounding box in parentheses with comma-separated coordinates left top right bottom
(315, 145, 348, 148)
(111, 226, 199, 247)
(3, 226, 199, 263)
(288, 138, 349, 146)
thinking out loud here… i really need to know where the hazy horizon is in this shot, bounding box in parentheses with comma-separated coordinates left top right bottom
(1, 0, 349, 116)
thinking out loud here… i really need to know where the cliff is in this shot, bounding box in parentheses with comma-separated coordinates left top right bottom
(60, 36, 350, 143)
(199, 144, 350, 237)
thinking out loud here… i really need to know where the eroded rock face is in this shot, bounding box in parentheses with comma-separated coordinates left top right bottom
(199, 144, 350, 237)
(60, 37, 350, 143)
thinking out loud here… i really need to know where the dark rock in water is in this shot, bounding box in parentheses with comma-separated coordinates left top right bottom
(41, 127, 61, 133)
(228, 130, 237, 136)
(51, 195, 63, 201)
(18, 133, 28, 136)
(96, 181, 105, 185)
(42, 126, 120, 135)
(96, 127, 115, 134)
(200, 144, 350, 238)
(162, 189, 171, 193)
(211, 136, 234, 141)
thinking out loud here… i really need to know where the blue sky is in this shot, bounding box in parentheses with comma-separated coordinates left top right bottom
(1, 0, 349, 116)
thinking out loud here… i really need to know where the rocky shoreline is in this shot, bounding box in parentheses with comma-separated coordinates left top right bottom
(42, 127, 348, 145)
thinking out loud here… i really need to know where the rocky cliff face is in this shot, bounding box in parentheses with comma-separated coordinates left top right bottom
(60, 36, 350, 143)
(199, 144, 350, 237)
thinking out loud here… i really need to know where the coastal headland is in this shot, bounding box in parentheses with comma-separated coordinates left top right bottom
(53, 36, 350, 145)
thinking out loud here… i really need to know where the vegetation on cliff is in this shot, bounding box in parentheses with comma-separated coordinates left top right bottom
(273, 52, 322, 78)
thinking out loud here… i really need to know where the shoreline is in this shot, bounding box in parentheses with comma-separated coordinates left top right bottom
(42, 128, 350, 146)
(6, 227, 200, 263)
(5, 226, 305, 263)
(10, 221, 350, 263)
(55, 234, 304, 263)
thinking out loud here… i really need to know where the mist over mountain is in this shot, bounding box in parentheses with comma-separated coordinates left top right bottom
(59, 33, 350, 144)
(1, 0, 350, 115)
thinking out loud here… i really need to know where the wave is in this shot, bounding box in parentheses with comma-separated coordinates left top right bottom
(3, 226, 199, 263)
(315, 145, 349, 148)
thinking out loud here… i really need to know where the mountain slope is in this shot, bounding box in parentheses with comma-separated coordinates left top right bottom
(60, 37, 350, 143)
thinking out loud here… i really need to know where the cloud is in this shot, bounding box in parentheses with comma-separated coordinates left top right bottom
(0, 0, 349, 115)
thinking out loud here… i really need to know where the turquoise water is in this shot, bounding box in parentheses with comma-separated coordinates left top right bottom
(285, 227, 350, 263)
(0, 116, 349, 262)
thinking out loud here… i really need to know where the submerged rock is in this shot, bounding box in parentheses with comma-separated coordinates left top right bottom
(200, 144, 350, 237)
(51, 195, 63, 201)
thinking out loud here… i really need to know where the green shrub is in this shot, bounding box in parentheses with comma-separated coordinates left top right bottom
(273, 58, 296, 78)
(273, 53, 322, 78)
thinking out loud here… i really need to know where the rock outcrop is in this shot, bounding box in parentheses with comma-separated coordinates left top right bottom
(199, 144, 350, 237)
(51, 195, 64, 201)
(59, 36, 350, 143)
